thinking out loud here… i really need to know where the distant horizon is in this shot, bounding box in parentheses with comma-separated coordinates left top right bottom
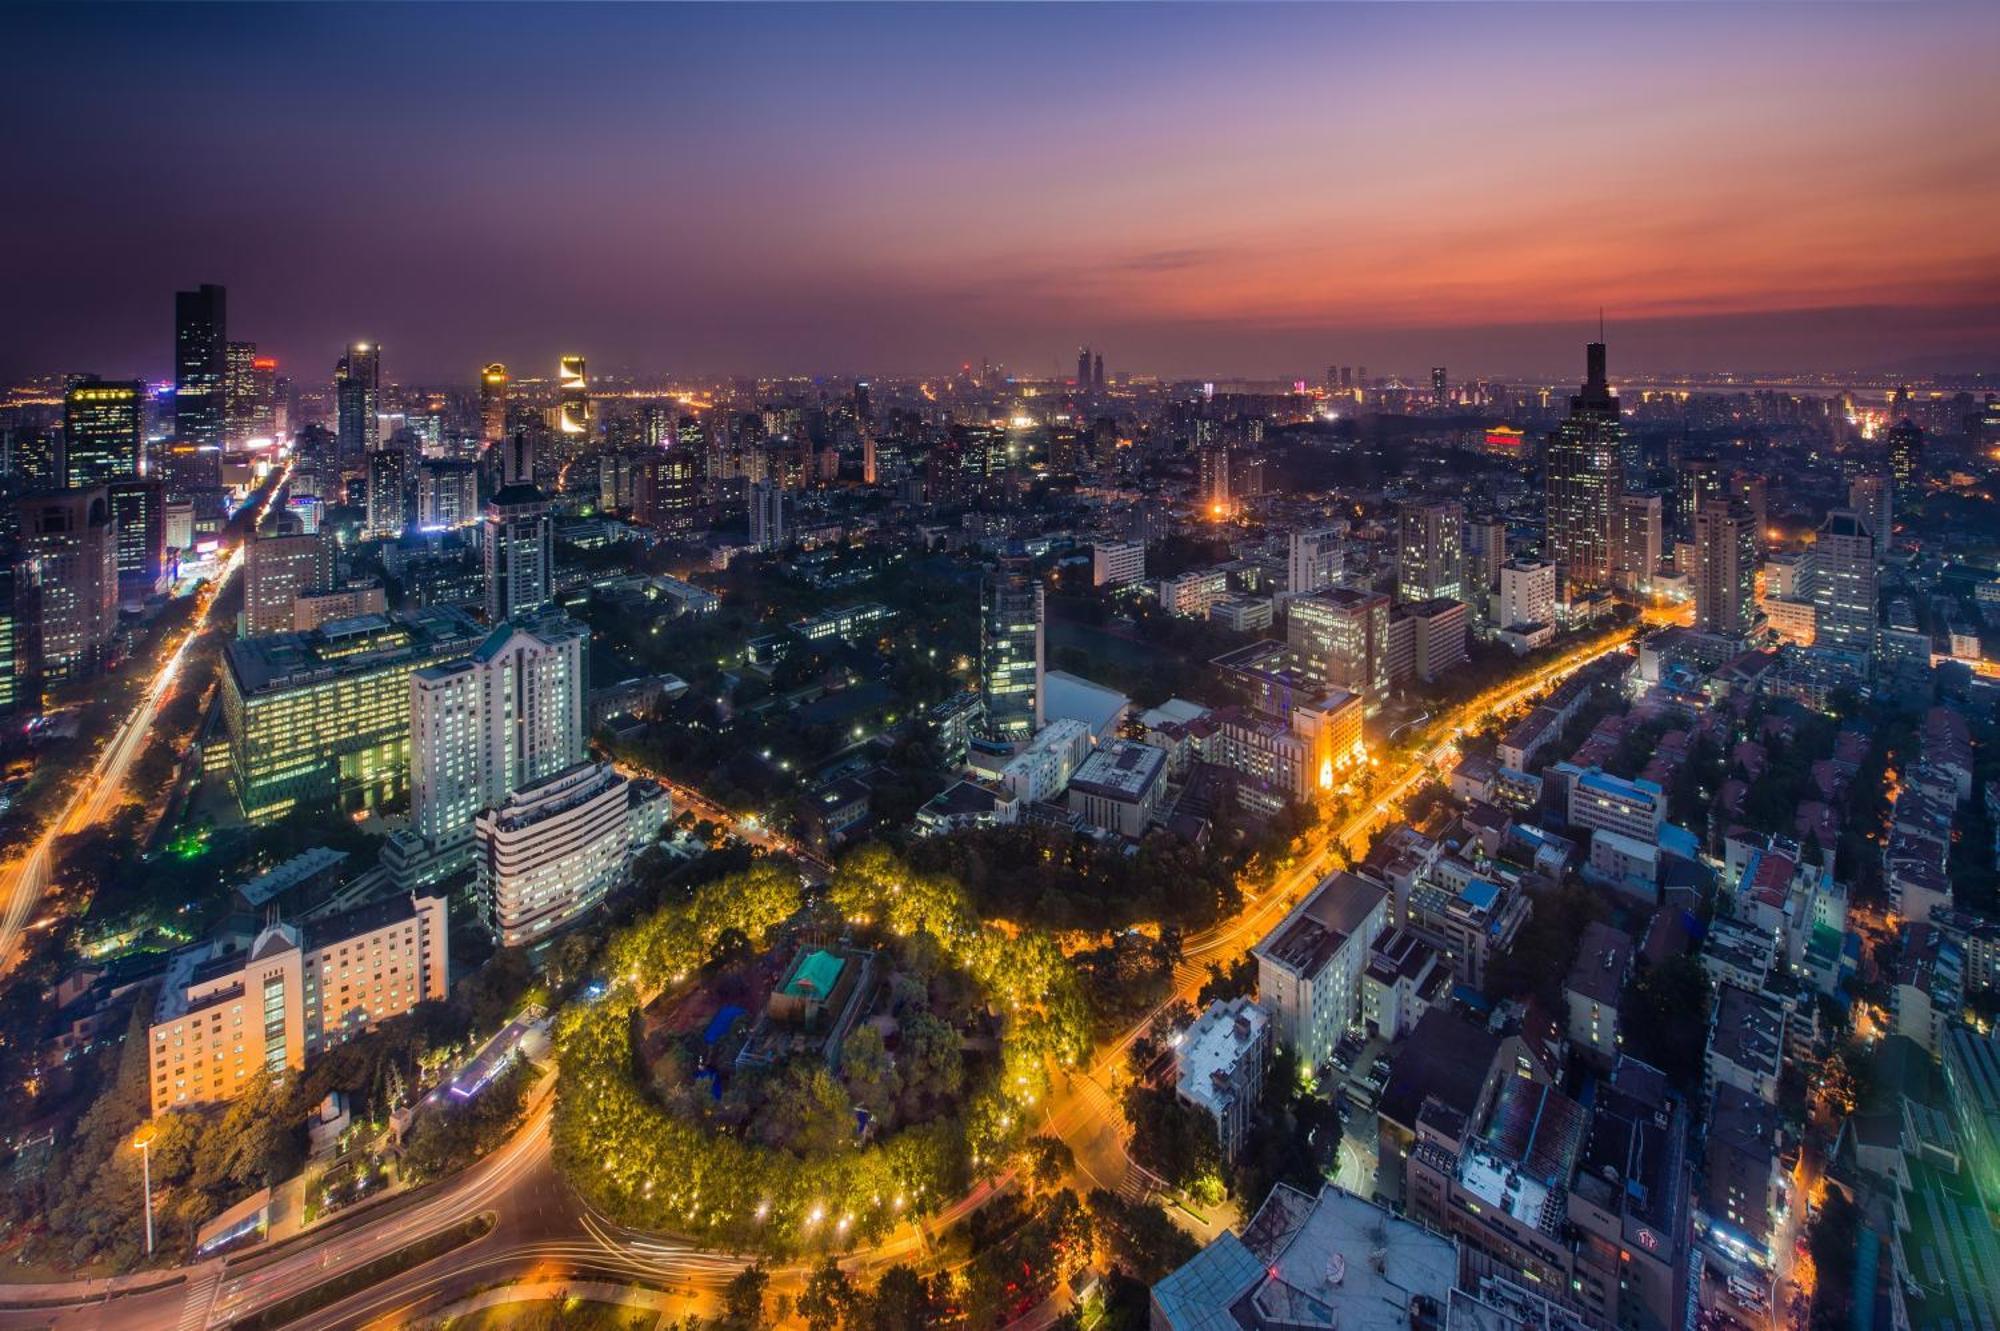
(5, 2, 1997, 384)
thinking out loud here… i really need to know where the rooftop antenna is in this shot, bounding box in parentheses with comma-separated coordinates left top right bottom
(1598, 307, 1605, 342)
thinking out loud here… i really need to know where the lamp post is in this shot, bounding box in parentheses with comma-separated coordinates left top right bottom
(132, 1133, 154, 1257)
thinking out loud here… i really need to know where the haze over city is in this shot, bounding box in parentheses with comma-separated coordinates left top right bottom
(4, 2, 1998, 381)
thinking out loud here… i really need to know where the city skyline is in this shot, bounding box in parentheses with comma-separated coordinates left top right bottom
(3, 2, 1997, 383)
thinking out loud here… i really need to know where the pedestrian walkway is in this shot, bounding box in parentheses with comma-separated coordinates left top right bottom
(175, 1264, 221, 1331)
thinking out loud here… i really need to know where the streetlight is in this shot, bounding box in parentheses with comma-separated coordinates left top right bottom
(132, 1132, 155, 1256)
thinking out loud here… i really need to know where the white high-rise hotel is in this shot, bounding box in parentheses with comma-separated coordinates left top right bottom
(411, 617, 587, 859)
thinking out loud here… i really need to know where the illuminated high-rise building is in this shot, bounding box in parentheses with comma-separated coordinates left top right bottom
(749, 480, 788, 551)
(106, 478, 165, 592)
(335, 342, 381, 461)
(1676, 454, 1729, 541)
(173, 283, 227, 450)
(557, 356, 591, 437)
(1288, 587, 1391, 710)
(1848, 474, 1892, 545)
(412, 616, 587, 855)
(365, 447, 409, 538)
(224, 340, 259, 445)
(483, 432, 552, 622)
(1077, 346, 1092, 388)
(62, 378, 143, 487)
(1431, 366, 1447, 407)
(242, 516, 334, 637)
(1811, 509, 1877, 663)
(1288, 525, 1345, 598)
(479, 363, 509, 445)
(14, 487, 118, 681)
(1692, 502, 1757, 637)
(416, 459, 480, 530)
(1395, 500, 1462, 603)
(1543, 341, 1623, 595)
(1885, 420, 1923, 497)
(1615, 493, 1663, 594)
(979, 549, 1045, 742)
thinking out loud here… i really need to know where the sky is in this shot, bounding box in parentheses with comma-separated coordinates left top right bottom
(3, 2, 1997, 384)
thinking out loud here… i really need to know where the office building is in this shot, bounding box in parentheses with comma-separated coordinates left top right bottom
(1887, 419, 1923, 495)
(1287, 524, 1345, 597)
(475, 760, 667, 946)
(557, 355, 590, 438)
(1289, 587, 1390, 708)
(364, 447, 408, 538)
(1544, 341, 1623, 594)
(14, 488, 118, 681)
(106, 477, 165, 592)
(242, 518, 333, 637)
(1562, 764, 1666, 842)
(483, 432, 552, 623)
(416, 458, 480, 531)
(411, 617, 587, 853)
(292, 582, 387, 632)
(1157, 568, 1229, 618)
(749, 480, 788, 552)
(1091, 539, 1145, 588)
(222, 340, 260, 445)
(1849, 473, 1891, 545)
(62, 378, 143, 487)
(173, 283, 228, 451)
(1173, 997, 1271, 1162)
(1396, 500, 1462, 603)
(1401, 598, 1468, 681)
(1810, 509, 1877, 662)
(1497, 558, 1556, 631)
(334, 342, 381, 460)
(1253, 869, 1389, 1068)
(479, 363, 509, 445)
(1677, 454, 1730, 541)
(1066, 738, 1167, 837)
(146, 895, 448, 1116)
(1693, 501, 1757, 636)
(979, 549, 1045, 741)
(1616, 493, 1663, 594)
(221, 607, 487, 822)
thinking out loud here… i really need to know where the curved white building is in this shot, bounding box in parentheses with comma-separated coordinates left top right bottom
(475, 761, 667, 947)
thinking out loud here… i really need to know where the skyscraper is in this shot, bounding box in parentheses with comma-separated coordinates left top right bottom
(1676, 454, 1730, 541)
(223, 340, 259, 445)
(980, 549, 1045, 742)
(13, 488, 118, 681)
(1692, 502, 1757, 637)
(411, 616, 587, 854)
(1093, 352, 1106, 393)
(1811, 509, 1878, 663)
(173, 283, 227, 450)
(1395, 500, 1463, 603)
(106, 478, 165, 592)
(1886, 420, 1922, 496)
(483, 432, 552, 622)
(1848, 474, 1892, 545)
(1543, 342, 1623, 595)
(335, 343, 381, 460)
(558, 356, 590, 437)
(749, 479, 788, 551)
(61, 378, 143, 488)
(365, 447, 410, 538)
(1077, 346, 1092, 388)
(1615, 493, 1663, 594)
(479, 363, 509, 445)
(1431, 366, 1447, 407)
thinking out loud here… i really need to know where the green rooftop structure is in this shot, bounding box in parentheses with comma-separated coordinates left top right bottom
(785, 949, 846, 1002)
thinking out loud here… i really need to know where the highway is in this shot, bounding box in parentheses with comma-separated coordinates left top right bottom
(0, 545, 244, 978)
(0, 625, 1637, 1328)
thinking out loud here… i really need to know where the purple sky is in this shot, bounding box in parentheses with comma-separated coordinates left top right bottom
(3, 2, 1996, 384)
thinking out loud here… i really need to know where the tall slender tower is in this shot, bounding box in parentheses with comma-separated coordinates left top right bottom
(979, 548, 1044, 742)
(1543, 341, 1623, 596)
(173, 284, 227, 450)
(479, 364, 509, 446)
(335, 342, 381, 461)
(1692, 502, 1756, 637)
(483, 431, 552, 622)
